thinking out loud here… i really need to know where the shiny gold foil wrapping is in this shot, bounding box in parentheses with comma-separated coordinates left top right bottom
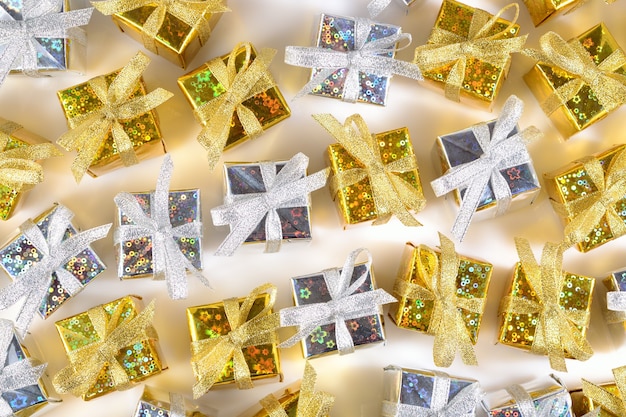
(251, 389, 300, 417)
(571, 384, 621, 417)
(522, 0, 579, 26)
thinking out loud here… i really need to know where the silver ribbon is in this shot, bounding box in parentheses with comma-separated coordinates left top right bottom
(211, 152, 329, 256)
(605, 289, 626, 323)
(114, 154, 210, 300)
(368, 0, 411, 18)
(169, 392, 185, 417)
(0, 0, 92, 85)
(285, 17, 422, 103)
(430, 95, 542, 241)
(0, 319, 46, 417)
(0, 205, 110, 335)
(504, 384, 571, 417)
(279, 248, 396, 355)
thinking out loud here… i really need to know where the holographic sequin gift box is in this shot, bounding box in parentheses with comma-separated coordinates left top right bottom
(483, 377, 573, 417)
(604, 269, 626, 329)
(133, 386, 212, 417)
(327, 127, 423, 226)
(0, 204, 106, 319)
(54, 295, 164, 400)
(388, 242, 492, 343)
(524, 23, 626, 139)
(115, 189, 202, 279)
(571, 383, 621, 417)
(522, 0, 580, 26)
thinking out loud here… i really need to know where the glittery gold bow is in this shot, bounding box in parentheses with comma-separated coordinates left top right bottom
(190, 283, 280, 398)
(259, 362, 334, 417)
(313, 113, 424, 226)
(57, 51, 173, 182)
(91, 0, 229, 53)
(52, 299, 158, 397)
(194, 42, 278, 169)
(393, 234, 484, 367)
(582, 366, 626, 416)
(414, 3, 526, 102)
(501, 239, 593, 372)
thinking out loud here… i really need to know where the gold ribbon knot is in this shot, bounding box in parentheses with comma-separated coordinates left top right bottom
(582, 366, 626, 416)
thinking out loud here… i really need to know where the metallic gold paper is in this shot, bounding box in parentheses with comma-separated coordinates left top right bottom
(522, 0, 580, 26)
(571, 384, 621, 417)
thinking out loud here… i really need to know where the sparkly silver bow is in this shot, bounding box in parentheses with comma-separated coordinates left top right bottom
(211, 152, 329, 256)
(0, 205, 110, 335)
(279, 248, 396, 354)
(0, 0, 92, 85)
(285, 17, 422, 103)
(504, 384, 571, 417)
(430, 95, 542, 241)
(114, 154, 209, 300)
(367, 0, 413, 18)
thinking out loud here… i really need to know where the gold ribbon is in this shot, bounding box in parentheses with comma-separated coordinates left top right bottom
(501, 239, 593, 372)
(414, 3, 527, 102)
(582, 366, 626, 416)
(52, 299, 158, 397)
(57, 51, 173, 182)
(259, 362, 334, 417)
(393, 234, 484, 367)
(194, 42, 278, 169)
(313, 113, 424, 226)
(91, 0, 229, 53)
(190, 283, 280, 398)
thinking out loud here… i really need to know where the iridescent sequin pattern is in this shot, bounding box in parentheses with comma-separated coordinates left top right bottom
(498, 263, 594, 352)
(0, 205, 106, 318)
(311, 14, 398, 105)
(327, 127, 422, 225)
(54, 296, 163, 400)
(489, 386, 573, 417)
(291, 264, 385, 358)
(186, 295, 280, 386)
(117, 190, 202, 279)
(399, 370, 473, 408)
(119, 6, 194, 52)
(225, 162, 311, 243)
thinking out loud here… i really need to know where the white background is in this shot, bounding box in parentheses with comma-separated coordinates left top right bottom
(2, 0, 626, 416)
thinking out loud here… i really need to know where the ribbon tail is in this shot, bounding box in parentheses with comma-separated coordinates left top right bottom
(0, 42, 22, 86)
(334, 319, 355, 355)
(450, 174, 491, 241)
(367, 0, 392, 18)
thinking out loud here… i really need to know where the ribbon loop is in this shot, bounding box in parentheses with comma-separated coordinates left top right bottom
(581, 366, 626, 417)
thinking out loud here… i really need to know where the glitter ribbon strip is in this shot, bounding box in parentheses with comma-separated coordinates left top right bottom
(285, 18, 422, 103)
(313, 113, 424, 226)
(381, 371, 481, 417)
(190, 283, 280, 397)
(114, 154, 209, 300)
(430, 95, 541, 241)
(393, 234, 484, 367)
(279, 248, 396, 355)
(413, 3, 526, 102)
(259, 362, 335, 417)
(169, 392, 185, 417)
(500, 239, 593, 372)
(194, 42, 278, 169)
(91, 0, 229, 53)
(53, 299, 157, 397)
(504, 383, 571, 417)
(0, 0, 92, 85)
(367, 0, 394, 17)
(211, 152, 329, 256)
(582, 366, 626, 416)
(57, 51, 173, 182)
(0, 319, 46, 417)
(0, 205, 111, 335)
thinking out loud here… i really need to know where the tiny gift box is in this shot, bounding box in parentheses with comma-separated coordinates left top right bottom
(570, 366, 626, 417)
(133, 386, 214, 417)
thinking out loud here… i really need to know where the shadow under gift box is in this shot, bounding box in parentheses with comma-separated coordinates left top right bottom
(134, 386, 214, 417)
(570, 383, 621, 417)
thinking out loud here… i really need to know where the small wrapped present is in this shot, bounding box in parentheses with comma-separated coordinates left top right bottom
(483, 376, 573, 416)
(178, 42, 290, 169)
(522, 0, 580, 26)
(0, 0, 92, 86)
(388, 234, 492, 367)
(431, 95, 542, 240)
(524, 24, 626, 139)
(603, 269, 626, 327)
(0, 204, 109, 334)
(543, 144, 626, 252)
(381, 365, 481, 416)
(211, 153, 328, 256)
(498, 238, 595, 372)
(114, 155, 208, 300)
(92, 0, 228, 68)
(569, 366, 626, 416)
(52, 296, 164, 400)
(187, 283, 281, 397)
(279, 248, 396, 358)
(414, 0, 526, 107)
(315, 113, 425, 227)
(285, 14, 422, 105)
(57, 51, 173, 181)
(133, 386, 214, 417)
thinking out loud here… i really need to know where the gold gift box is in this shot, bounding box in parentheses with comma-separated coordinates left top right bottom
(571, 383, 621, 417)
(327, 126, 423, 226)
(237, 382, 303, 417)
(57, 70, 165, 178)
(134, 386, 212, 417)
(55, 296, 165, 400)
(524, 23, 626, 139)
(388, 242, 492, 344)
(543, 144, 626, 252)
(522, 0, 580, 26)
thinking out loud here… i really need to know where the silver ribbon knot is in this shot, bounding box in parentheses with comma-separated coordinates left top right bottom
(285, 17, 422, 103)
(114, 154, 210, 300)
(504, 384, 571, 417)
(430, 95, 542, 241)
(211, 152, 329, 256)
(279, 248, 396, 354)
